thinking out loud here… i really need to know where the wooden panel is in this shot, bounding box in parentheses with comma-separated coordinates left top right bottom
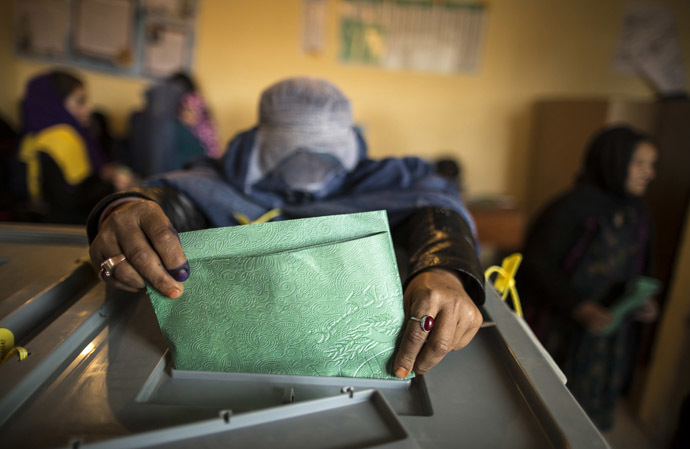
(526, 100, 609, 219)
(645, 101, 690, 302)
(608, 101, 658, 134)
(470, 206, 526, 251)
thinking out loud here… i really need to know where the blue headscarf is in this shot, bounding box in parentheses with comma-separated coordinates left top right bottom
(129, 81, 187, 177)
(146, 78, 475, 232)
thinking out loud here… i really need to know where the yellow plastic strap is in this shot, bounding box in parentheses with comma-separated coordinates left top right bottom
(484, 253, 524, 317)
(1, 347, 29, 364)
(234, 209, 282, 225)
(0, 328, 29, 365)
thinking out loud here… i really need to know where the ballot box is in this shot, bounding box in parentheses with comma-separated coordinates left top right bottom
(0, 224, 609, 449)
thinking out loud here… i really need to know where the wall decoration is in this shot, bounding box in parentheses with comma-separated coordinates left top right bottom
(339, 0, 487, 74)
(14, 0, 199, 79)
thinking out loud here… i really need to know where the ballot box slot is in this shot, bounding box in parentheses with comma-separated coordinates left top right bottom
(135, 350, 433, 417)
(72, 389, 421, 449)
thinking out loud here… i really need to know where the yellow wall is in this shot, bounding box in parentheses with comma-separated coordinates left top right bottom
(1, 0, 689, 202)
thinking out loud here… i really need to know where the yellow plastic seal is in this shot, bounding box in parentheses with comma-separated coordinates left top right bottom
(485, 253, 524, 317)
(0, 328, 29, 364)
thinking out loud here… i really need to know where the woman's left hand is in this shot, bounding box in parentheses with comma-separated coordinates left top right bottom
(393, 268, 482, 378)
(635, 299, 659, 323)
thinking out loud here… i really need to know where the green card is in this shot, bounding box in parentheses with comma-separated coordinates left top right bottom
(147, 211, 409, 380)
(600, 276, 660, 336)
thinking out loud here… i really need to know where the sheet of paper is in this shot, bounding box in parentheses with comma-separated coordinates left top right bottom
(73, 0, 134, 65)
(302, 0, 327, 54)
(14, 0, 70, 57)
(613, 2, 686, 94)
(339, 0, 486, 74)
(145, 26, 188, 77)
(144, 0, 193, 19)
(13, 0, 198, 78)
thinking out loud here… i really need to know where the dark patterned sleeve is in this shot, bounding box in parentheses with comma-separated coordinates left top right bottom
(392, 207, 485, 306)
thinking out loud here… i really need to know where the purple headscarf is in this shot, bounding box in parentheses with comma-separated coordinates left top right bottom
(180, 93, 220, 157)
(22, 72, 108, 172)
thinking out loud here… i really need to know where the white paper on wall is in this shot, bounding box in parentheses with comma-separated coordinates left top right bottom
(302, 0, 328, 54)
(613, 2, 686, 94)
(339, 0, 486, 74)
(14, 0, 70, 57)
(145, 26, 188, 77)
(73, 0, 134, 66)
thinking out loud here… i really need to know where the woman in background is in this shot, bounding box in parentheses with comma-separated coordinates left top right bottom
(17, 70, 133, 224)
(171, 72, 220, 159)
(129, 72, 219, 177)
(518, 125, 659, 430)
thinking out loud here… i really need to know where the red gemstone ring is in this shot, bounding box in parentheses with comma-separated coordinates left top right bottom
(410, 315, 435, 332)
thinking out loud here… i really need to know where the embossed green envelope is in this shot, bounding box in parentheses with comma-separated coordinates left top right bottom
(146, 211, 408, 380)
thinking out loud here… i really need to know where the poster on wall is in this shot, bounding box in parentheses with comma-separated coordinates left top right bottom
(144, 24, 189, 76)
(13, 0, 198, 79)
(73, 0, 135, 67)
(302, 0, 328, 55)
(338, 0, 487, 74)
(15, 0, 71, 58)
(613, 2, 686, 95)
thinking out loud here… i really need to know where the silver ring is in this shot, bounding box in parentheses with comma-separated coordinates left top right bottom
(99, 254, 126, 281)
(410, 315, 435, 332)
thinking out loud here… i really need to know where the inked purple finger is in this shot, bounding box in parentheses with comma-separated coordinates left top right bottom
(167, 261, 190, 282)
(169, 225, 180, 241)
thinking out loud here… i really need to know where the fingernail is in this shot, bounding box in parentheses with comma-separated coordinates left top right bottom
(168, 288, 181, 299)
(167, 261, 190, 282)
(395, 367, 408, 378)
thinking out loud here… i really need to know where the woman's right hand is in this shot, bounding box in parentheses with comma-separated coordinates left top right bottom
(572, 300, 613, 334)
(89, 200, 190, 297)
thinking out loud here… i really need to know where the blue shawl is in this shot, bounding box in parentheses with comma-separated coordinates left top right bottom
(146, 128, 475, 232)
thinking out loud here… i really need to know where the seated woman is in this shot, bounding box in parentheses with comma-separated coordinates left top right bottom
(17, 70, 133, 224)
(128, 72, 219, 178)
(88, 77, 484, 377)
(171, 72, 220, 159)
(518, 125, 659, 429)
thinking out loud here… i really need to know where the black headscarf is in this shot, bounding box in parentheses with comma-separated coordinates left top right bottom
(576, 125, 655, 199)
(519, 124, 656, 314)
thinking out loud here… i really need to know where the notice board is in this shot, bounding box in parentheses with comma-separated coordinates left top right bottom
(14, 0, 199, 79)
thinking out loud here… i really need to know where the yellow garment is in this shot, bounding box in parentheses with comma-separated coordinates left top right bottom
(234, 208, 282, 225)
(18, 124, 93, 200)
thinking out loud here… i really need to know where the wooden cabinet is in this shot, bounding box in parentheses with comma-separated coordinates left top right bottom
(468, 204, 525, 251)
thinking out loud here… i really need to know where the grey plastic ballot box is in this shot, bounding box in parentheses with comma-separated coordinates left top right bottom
(0, 224, 610, 449)
(77, 389, 422, 449)
(0, 223, 95, 347)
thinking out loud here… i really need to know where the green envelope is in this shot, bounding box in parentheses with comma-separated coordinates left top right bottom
(146, 211, 409, 380)
(599, 276, 660, 336)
